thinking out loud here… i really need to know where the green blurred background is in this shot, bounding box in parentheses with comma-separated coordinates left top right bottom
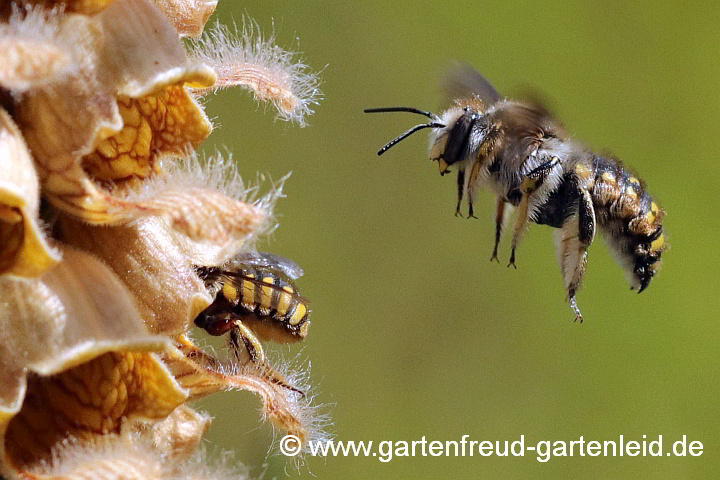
(195, 1, 720, 478)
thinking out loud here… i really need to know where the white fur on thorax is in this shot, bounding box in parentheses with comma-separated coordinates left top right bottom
(525, 139, 575, 222)
(427, 107, 577, 229)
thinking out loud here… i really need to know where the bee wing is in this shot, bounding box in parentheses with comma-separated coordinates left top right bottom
(444, 63, 502, 107)
(220, 271, 311, 304)
(230, 251, 304, 279)
(501, 102, 550, 141)
(497, 102, 563, 172)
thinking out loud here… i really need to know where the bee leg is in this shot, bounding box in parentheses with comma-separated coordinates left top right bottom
(229, 321, 305, 397)
(508, 188, 534, 268)
(556, 188, 596, 323)
(466, 158, 485, 219)
(508, 157, 561, 268)
(569, 294, 583, 323)
(508, 195, 528, 268)
(490, 198, 505, 262)
(229, 321, 266, 364)
(455, 169, 465, 217)
(468, 202, 478, 219)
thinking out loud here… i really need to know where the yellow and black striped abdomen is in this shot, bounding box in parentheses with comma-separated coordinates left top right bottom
(217, 267, 311, 340)
(590, 155, 667, 292)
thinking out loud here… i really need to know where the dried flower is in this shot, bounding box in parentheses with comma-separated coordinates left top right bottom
(191, 20, 323, 125)
(0, 107, 60, 277)
(0, 0, 325, 477)
(153, 0, 218, 38)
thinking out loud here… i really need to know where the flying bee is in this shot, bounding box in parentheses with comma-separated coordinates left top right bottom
(365, 66, 667, 322)
(194, 252, 311, 392)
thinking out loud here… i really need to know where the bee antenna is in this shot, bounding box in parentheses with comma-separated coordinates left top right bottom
(376, 122, 445, 156)
(364, 106, 441, 122)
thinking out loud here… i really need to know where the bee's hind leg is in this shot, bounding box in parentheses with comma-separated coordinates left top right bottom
(555, 187, 596, 323)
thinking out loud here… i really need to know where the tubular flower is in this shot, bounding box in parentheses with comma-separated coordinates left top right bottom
(191, 20, 323, 125)
(0, 1, 324, 478)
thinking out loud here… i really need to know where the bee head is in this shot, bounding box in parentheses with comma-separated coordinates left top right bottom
(364, 105, 488, 177)
(428, 106, 488, 176)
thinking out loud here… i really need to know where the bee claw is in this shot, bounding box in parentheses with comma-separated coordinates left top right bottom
(490, 254, 499, 263)
(570, 294, 584, 323)
(507, 249, 517, 268)
(467, 204, 477, 219)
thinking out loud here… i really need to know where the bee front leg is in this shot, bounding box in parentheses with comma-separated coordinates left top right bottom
(455, 169, 465, 217)
(229, 321, 266, 364)
(556, 188, 596, 322)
